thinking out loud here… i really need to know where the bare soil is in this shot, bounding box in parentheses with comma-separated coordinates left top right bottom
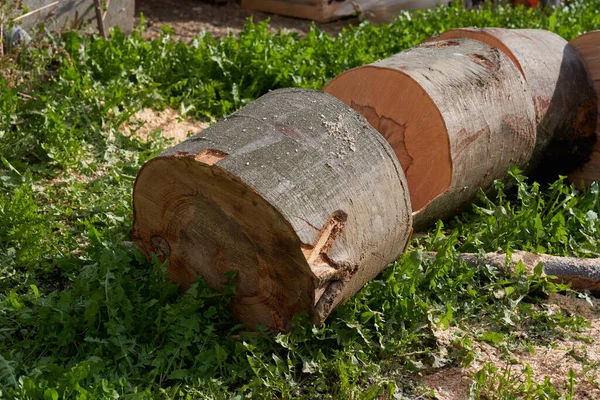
(135, 0, 358, 41)
(422, 294, 600, 398)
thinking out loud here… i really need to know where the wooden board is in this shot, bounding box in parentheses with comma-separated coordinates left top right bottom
(241, 0, 446, 23)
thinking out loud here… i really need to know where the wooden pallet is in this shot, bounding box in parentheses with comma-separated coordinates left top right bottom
(240, 0, 444, 23)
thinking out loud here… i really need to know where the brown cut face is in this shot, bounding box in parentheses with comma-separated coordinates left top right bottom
(132, 156, 316, 331)
(324, 66, 452, 212)
(568, 30, 600, 187)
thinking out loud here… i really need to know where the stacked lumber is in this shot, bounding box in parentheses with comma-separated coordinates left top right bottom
(133, 88, 412, 331)
(567, 31, 600, 187)
(133, 28, 600, 331)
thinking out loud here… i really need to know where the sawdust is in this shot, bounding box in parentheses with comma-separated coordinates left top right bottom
(122, 107, 209, 144)
(321, 112, 358, 160)
(422, 294, 600, 399)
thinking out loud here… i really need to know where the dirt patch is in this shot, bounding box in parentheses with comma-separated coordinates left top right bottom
(422, 294, 600, 398)
(122, 107, 209, 143)
(135, 0, 357, 41)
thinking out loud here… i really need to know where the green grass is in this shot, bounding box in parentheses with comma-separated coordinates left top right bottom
(1, 1, 600, 398)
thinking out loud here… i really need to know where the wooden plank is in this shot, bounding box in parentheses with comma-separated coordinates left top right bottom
(241, 0, 328, 22)
(241, 0, 448, 23)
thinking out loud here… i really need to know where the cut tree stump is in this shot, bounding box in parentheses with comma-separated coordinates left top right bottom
(324, 38, 536, 230)
(132, 88, 413, 331)
(567, 30, 600, 188)
(427, 28, 598, 178)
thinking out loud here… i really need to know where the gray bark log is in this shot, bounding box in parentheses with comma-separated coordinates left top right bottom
(568, 30, 600, 188)
(325, 38, 537, 231)
(429, 28, 598, 179)
(133, 88, 413, 330)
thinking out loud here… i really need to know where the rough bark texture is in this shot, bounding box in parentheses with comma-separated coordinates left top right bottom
(568, 30, 600, 188)
(324, 38, 536, 230)
(433, 251, 600, 292)
(429, 28, 598, 178)
(132, 88, 413, 331)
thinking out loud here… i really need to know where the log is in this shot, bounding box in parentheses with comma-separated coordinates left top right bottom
(427, 28, 598, 178)
(430, 251, 600, 292)
(567, 30, 600, 188)
(324, 38, 536, 230)
(132, 88, 413, 331)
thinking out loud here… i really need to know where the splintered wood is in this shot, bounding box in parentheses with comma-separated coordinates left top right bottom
(132, 88, 412, 331)
(324, 38, 536, 229)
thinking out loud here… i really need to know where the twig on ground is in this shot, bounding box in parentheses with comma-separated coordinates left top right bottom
(93, 0, 107, 38)
(12, 1, 60, 22)
(17, 92, 37, 100)
(102, 0, 111, 20)
(1, 12, 4, 57)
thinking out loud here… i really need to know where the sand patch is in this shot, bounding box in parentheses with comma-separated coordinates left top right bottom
(123, 107, 209, 144)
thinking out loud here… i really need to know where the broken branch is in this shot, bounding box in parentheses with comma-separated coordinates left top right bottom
(429, 250, 600, 292)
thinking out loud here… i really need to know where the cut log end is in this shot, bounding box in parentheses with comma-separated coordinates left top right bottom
(133, 156, 322, 331)
(324, 66, 452, 212)
(567, 30, 600, 188)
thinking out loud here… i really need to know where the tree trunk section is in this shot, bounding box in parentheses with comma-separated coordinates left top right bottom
(132, 88, 413, 331)
(324, 38, 536, 230)
(428, 28, 598, 179)
(567, 30, 600, 188)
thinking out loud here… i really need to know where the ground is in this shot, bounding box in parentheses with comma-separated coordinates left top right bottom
(123, 108, 209, 143)
(422, 294, 600, 399)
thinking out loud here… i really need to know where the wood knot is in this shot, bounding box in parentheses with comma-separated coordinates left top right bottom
(468, 53, 495, 70)
(150, 235, 171, 258)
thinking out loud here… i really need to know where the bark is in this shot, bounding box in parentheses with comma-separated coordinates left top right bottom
(430, 250, 600, 292)
(428, 28, 598, 179)
(324, 38, 536, 230)
(567, 30, 600, 188)
(132, 88, 413, 331)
